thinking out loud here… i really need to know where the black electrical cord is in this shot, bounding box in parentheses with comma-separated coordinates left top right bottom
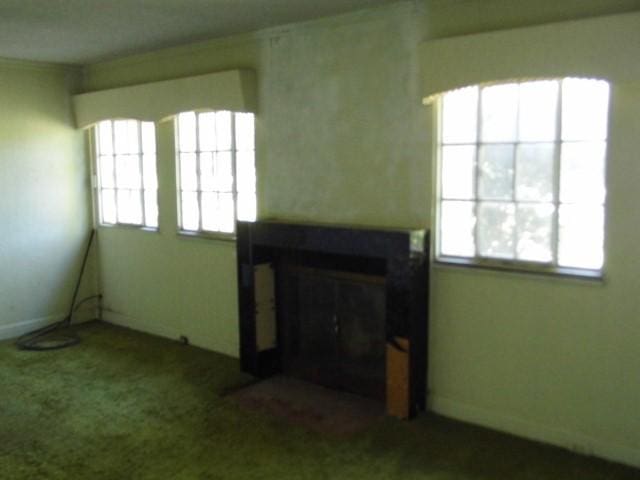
(16, 229, 99, 351)
(72, 294, 102, 314)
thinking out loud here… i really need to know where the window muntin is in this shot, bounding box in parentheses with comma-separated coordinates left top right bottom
(437, 78, 610, 273)
(95, 120, 158, 228)
(176, 111, 256, 235)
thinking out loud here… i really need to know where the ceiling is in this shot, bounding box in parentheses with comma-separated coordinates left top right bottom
(0, 0, 400, 65)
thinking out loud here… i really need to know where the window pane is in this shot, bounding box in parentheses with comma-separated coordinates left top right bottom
(101, 189, 116, 224)
(199, 152, 215, 191)
(141, 122, 156, 153)
(515, 143, 555, 202)
(117, 189, 142, 225)
(214, 152, 233, 192)
(441, 145, 475, 200)
(235, 113, 255, 151)
(178, 112, 197, 152)
(440, 201, 475, 257)
(477, 202, 516, 259)
(518, 80, 558, 142)
(201, 192, 234, 233)
(115, 155, 141, 189)
(559, 204, 604, 269)
(198, 112, 216, 152)
(441, 87, 478, 144)
(218, 193, 235, 233)
(201, 192, 218, 231)
(560, 142, 606, 204)
(215, 111, 232, 151)
(478, 145, 515, 200)
(98, 155, 115, 189)
(481, 83, 518, 142)
(97, 121, 113, 155)
(94, 119, 159, 228)
(437, 78, 608, 272)
(236, 151, 256, 194)
(180, 153, 198, 192)
(114, 120, 139, 154)
(142, 154, 157, 190)
(237, 192, 257, 222)
(562, 78, 610, 141)
(181, 191, 199, 231)
(144, 190, 158, 228)
(175, 111, 251, 234)
(516, 204, 554, 262)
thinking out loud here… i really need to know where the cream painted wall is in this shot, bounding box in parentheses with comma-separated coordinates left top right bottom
(81, 0, 640, 468)
(95, 121, 241, 356)
(0, 59, 96, 340)
(421, 9, 640, 467)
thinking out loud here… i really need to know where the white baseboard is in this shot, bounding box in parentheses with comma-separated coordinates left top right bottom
(430, 394, 640, 469)
(0, 314, 65, 341)
(102, 310, 181, 343)
(0, 312, 100, 342)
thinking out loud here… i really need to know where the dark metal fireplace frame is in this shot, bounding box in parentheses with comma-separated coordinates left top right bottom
(236, 220, 430, 418)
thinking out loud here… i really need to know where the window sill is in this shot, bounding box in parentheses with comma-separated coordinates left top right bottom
(177, 229, 237, 243)
(435, 256, 605, 284)
(98, 223, 159, 233)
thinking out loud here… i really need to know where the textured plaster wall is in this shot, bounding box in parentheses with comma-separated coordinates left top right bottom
(82, 0, 640, 467)
(0, 60, 96, 340)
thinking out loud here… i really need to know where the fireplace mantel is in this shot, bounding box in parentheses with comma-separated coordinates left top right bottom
(236, 220, 430, 418)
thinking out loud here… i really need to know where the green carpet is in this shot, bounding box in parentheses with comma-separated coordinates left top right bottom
(0, 321, 637, 479)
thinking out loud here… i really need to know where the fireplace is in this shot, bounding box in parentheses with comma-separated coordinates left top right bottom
(236, 220, 429, 418)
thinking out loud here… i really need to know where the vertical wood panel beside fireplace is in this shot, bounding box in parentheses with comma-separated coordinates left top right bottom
(236, 220, 429, 419)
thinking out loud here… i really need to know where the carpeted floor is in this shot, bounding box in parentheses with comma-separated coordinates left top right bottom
(0, 321, 637, 479)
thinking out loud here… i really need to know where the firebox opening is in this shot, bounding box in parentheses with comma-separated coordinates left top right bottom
(279, 258, 387, 401)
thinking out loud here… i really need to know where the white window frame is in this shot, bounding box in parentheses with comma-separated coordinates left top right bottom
(93, 119, 158, 229)
(175, 110, 256, 238)
(435, 78, 610, 278)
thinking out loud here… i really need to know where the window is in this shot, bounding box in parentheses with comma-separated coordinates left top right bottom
(95, 120, 158, 228)
(176, 111, 256, 235)
(437, 78, 610, 274)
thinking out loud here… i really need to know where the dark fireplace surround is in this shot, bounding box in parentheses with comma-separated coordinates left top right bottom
(236, 220, 430, 418)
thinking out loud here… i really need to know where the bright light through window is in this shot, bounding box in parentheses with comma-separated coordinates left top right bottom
(176, 111, 256, 235)
(95, 120, 158, 228)
(437, 78, 610, 273)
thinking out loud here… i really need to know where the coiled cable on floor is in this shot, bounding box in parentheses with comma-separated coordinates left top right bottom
(16, 230, 99, 351)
